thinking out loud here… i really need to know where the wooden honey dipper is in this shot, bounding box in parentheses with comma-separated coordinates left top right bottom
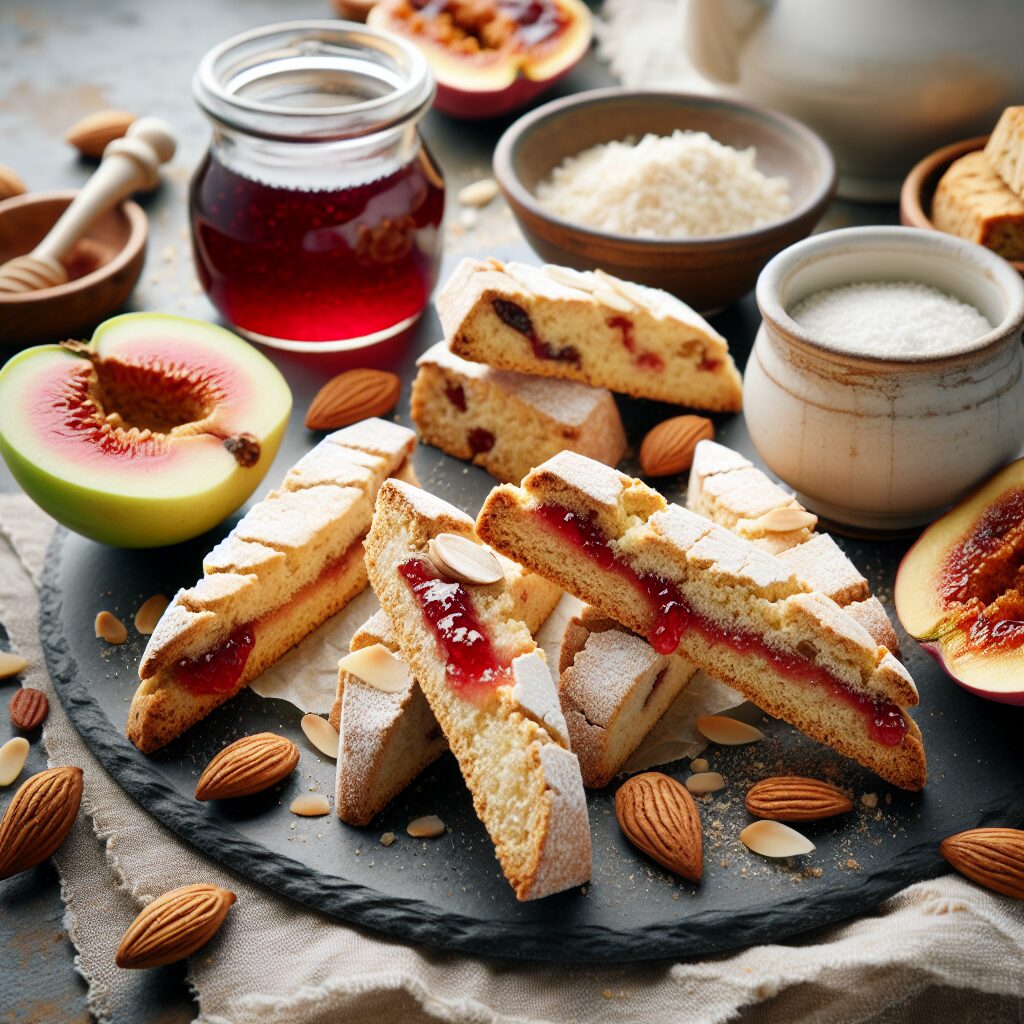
(0, 117, 176, 294)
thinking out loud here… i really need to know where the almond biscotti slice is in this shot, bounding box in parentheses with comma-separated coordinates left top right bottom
(437, 258, 743, 411)
(985, 106, 1024, 199)
(128, 419, 416, 754)
(558, 606, 696, 789)
(333, 558, 561, 825)
(688, 440, 900, 655)
(477, 452, 926, 790)
(411, 340, 626, 483)
(364, 480, 590, 900)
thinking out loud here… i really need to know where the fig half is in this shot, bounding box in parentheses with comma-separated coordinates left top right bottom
(0, 313, 292, 547)
(368, 0, 592, 119)
(895, 458, 1024, 704)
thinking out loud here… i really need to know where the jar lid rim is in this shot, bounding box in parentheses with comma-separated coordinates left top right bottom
(193, 20, 435, 142)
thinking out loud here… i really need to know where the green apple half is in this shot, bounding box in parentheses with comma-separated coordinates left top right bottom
(0, 313, 292, 547)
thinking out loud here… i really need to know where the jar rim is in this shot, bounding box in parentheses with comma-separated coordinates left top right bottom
(193, 20, 435, 143)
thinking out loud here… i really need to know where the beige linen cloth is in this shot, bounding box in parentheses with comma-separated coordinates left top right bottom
(2, 494, 1023, 1024)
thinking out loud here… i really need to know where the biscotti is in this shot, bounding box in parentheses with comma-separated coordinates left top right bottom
(333, 559, 561, 825)
(128, 419, 415, 754)
(985, 106, 1024, 199)
(688, 440, 900, 655)
(364, 479, 590, 899)
(411, 340, 627, 483)
(932, 150, 1024, 260)
(476, 452, 926, 790)
(437, 258, 743, 411)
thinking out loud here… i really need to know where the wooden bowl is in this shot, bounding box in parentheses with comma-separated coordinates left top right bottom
(0, 190, 147, 346)
(900, 134, 1024, 277)
(493, 88, 836, 312)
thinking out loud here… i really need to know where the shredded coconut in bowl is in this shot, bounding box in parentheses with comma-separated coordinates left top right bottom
(536, 130, 793, 239)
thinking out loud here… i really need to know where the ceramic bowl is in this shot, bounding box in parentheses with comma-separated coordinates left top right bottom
(745, 226, 1024, 532)
(900, 134, 1024, 277)
(0, 190, 148, 347)
(492, 88, 836, 312)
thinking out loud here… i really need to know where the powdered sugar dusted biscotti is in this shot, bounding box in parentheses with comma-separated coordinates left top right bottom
(437, 257, 743, 411)
(411, 340, 626, 483)
(364, 479, 590, 898)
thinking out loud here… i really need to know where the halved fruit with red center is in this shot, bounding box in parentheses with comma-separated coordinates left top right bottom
(0, 313, 291, 547)
(895, 458, 1024, 704)
(368, 0, 592, 119)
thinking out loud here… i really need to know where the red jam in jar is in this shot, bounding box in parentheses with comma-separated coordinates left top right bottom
(191, 22, 444, 351)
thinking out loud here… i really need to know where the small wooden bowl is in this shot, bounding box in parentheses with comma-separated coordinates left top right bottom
(0, 190, 147, 346)
(493, 88, 836, 312)
(900, 134, 1024, 278)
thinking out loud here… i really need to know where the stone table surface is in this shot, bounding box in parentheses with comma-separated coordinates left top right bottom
(0, 1, 904, 1022)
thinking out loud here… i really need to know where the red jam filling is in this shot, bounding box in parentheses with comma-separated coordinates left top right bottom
(533, 503, 907, 746)
(399, 557, 509, 692)
(607, 315, 664, 371)
(444, 381, 467, 412)
(698, 356, 722, 372)
(468, 427, 495, 454)
(492, 299, 580, 365)
(176, 627, 255, 696)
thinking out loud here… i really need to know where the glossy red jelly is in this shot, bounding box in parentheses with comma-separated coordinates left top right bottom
(399, 557, 508, 692)
(190, 151, 444, 344)
(533, 502, 907, 746)
(176, 627, 255, 696)
(607, 315, 664, 371)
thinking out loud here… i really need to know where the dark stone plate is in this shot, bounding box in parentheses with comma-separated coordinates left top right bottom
(39, 250, 1024, 962)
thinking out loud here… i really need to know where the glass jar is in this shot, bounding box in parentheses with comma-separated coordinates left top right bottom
(190, 21, 445, 352)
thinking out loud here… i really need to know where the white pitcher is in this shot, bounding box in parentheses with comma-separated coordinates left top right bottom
(685, 0, 1024, 199)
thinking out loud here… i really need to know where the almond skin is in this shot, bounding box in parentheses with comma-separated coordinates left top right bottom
(9, 688, 49, 731)
(615, 771, 702, 881)
(65, 109, 136, 157)
(940, 827, 1024, 900)
(745, 776, 853, 822)
(305, 369, 400, 431)
(115, 883, 236, 969)
(195, 733, 299, 801)
(0, 766, 83, 879)
(639, 416, 714, 477)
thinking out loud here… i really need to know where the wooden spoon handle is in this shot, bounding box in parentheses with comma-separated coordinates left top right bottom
(33, 117, 176, 265)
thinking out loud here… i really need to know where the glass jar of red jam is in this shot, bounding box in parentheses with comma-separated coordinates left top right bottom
(190, 21, 445, 351)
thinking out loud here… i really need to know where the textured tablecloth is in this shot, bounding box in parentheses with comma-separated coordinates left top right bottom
(2, 491, 1024, 1024)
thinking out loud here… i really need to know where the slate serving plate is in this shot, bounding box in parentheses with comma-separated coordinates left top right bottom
(39, 249, 1024, 962)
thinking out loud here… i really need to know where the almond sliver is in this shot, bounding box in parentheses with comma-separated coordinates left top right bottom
(696, 715, 764, 745)
(407, 814, 446, 838)
(0, 651, 28, 679)
(428, 533, 504, 585)
(0, 737, 30, 787)
(740, 819, 815, 858)
(339, 645, 409, 694)
(290, 793, 330, 817)
(300, 714, 339, 760)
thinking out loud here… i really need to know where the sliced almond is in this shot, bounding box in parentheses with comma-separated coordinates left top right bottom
(407, 814, 446, 838)
(740, 819, 815, 858)
(134, 594, 168, 635)
(594, 268, 651, 311)
(300, 713, 340, 759)
(290, 793, 331, 817)
(591, 287, 635, 314)
(0, 737, 30, 787)
(753, 507, 818, 533)
(457, 177, 499, 208)
(95, 610, 128, 645)
(428, 533, 504, 585)
(339, 645, 409, 694)
(686, 771, 725, 795)
(0, 651, 28, 679)
(696, 715, 764, 746)
(543, 264, 598, 294)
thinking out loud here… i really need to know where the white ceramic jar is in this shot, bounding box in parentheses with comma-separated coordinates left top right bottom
(745, 227, 1024, 532)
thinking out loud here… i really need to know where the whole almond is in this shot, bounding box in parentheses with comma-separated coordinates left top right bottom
(940, 827, 1024, 900)
(9, 688, 49, 731)
(195, 733, 299, 801)
(745, 776, 853, 822)
(305, 369, 400, 431)
(0, 165, 27, 201)
(639, 416, 714, 477)
(115, 883, 236, 969)
(66, 110, 136, 157)
(0, 766, 83, 879)
(615, 771, 702, 881)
